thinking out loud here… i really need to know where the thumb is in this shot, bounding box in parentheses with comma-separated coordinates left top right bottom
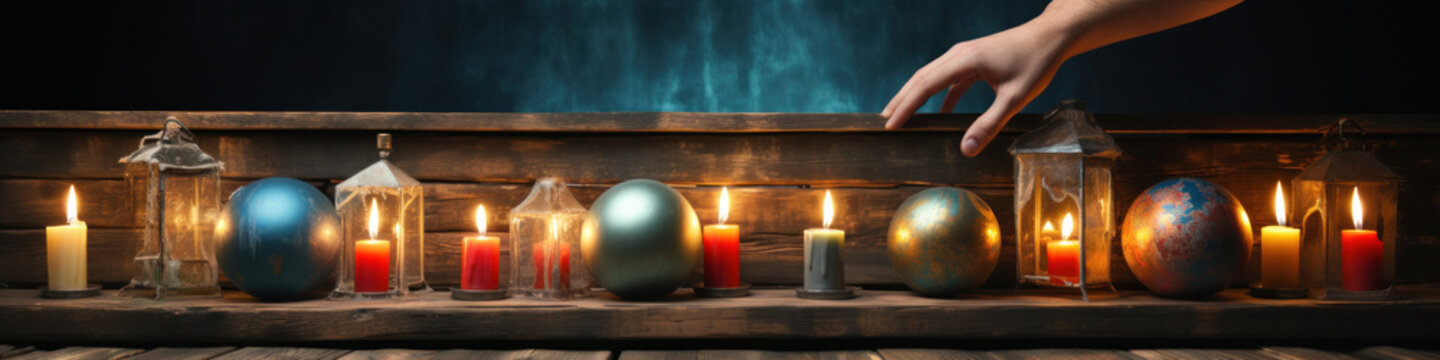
(962, 88, 1024, 157)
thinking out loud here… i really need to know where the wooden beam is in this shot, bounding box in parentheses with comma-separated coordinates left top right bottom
(1, 288, 1438, 342)
(4, 111, 1439, 134)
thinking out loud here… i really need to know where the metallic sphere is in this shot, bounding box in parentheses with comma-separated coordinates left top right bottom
(1122, 178, 1253, 299)
(888, 187, 1002, 297)
(581, 179, 702, 300)
(215, 177, 341, 301)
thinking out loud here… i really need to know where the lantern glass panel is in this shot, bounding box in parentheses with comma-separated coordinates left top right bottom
(119, 119, 224, 300)
(1294, 168, 1399, 299)
(1009, 101, 1120, 297)
(509, 178, 590, 299)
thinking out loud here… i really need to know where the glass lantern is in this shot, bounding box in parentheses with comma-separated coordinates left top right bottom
(1294, 120, 1400, 299)
(1008, 100, 1121, 300)
(331, 133, 427, 299)
(118, 117, 224, 299)
(509, 177, 590, 299)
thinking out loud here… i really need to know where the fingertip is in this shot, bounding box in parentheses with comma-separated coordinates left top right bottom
(961, 137, 980, 157)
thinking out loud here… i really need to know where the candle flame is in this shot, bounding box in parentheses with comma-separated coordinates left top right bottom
(368, 198, 379, 239)
(1061, 213, 1074, 241)
(1042, 221, 1055, 233)
(65, 185, 78, 224)
(718, 187, 730, 225)
(822, 190, 835, 229)
(1274, 181, 1287, 227)
(550, 215, 560, 241)
(1351, 186, 1363, 230)
(475, 204, 488, 236)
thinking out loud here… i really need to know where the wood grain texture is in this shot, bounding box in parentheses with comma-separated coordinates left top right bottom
(211, 347, 353, 360)
(619, 350, 881, 360)
(991, 349, 1142, 360)
(1260, 347, 1359, 360)
(875, 349, 997, 360)
(0, 346, 36, 359)
(1, 288, 1439, 343)
(7, 347, 142, 360)
(5, 111, 1440, 134)
(1351, 347, 1440, 360)
(127, 347, 238, 360)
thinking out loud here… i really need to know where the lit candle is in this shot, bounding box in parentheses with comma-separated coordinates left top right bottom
(533, 217, 571, 290)
(703, 187, 741, 288)
(1046, 213, 1079, 286)
(355, 199, 391, 293)
(1261, 181, 1301, 289)
(803, 191, 845, 290)
(1342, 187, 1384, 291)
(461, 205, 501, 291)
(46, 186, 87, 291)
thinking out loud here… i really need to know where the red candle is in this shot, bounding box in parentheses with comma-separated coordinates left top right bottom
(703, 224, 740, 288)
(461, 205, 501, 290)
(1046, 213, 1079, 286)
(703, 187, 741, 288)
(1342, 230, 1383, 291)
(1342, 187, 1385, 291)
(533, 241, 571, 290)
(355, 239, 391, 293)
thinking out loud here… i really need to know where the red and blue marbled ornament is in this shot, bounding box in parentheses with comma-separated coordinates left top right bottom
(1121, 178, 1253, 299)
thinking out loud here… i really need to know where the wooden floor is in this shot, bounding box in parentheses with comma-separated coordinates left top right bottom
(2, 346, 1439, 360)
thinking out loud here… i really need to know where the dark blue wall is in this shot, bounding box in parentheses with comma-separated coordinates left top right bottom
(1, 1, 1432, 113)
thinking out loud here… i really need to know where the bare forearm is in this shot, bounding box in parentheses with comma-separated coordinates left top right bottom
(1030, 0, 1243, 59)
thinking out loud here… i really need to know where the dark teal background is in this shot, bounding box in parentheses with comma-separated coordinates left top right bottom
(1, 1, 1432, 113)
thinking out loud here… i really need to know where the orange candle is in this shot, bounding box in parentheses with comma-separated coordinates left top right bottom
(1046, 213, 1079, 286)
(1342, 187, 1384, 291)
(703, 187, 741, 288)
(461, 205, 501, 290)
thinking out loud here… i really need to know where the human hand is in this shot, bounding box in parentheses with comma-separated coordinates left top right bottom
(882, 23, 1070, 157)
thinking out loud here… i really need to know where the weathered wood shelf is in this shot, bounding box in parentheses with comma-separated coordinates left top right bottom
(2, 286, 1438, 343)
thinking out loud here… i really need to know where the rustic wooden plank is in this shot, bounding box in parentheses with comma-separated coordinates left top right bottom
(127, 347, 238, 360)
(1260, 347, 1359, 360)
(1, 288, 1439, 342)
(1, 348, 40, 360)
(0, 228, 141, 286)
(4, 111, 1439, 134)
(338, 349, 435, 360)
(8, 347, 143, 360)
(875, 349, 995, 360)
(1352, 347, 1440, 360)
(990, 349, 1142, 360)
(0, 129, 1006, 186)
(1130, 349, 1278, 360)
(428, 350, 610, 360)
(620, 350, 880, 360)
(0, 179, 275, 229)
(212, 347, 352, 360)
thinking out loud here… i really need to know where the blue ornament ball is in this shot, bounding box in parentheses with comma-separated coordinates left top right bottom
(1121, 177, 1253, 299)
(215, 177, 341, 301)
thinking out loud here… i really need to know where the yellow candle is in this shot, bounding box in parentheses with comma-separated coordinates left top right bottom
(46, 185, 87, 291)
(1261, 182, 1300, 289)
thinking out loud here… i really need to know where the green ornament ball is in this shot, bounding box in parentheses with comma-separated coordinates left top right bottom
(887, 187, 1001, 298)
(581, 179, 702, 300)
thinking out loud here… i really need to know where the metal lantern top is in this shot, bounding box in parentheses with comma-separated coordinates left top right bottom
(1295, 120, 1401, 184)
(118, 117, 224, 173)
(337, 133, 420, 189)
(1008, 100, 1121, 157)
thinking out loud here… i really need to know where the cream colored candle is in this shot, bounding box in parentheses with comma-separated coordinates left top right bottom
(1261, 182, 1300, 289)
(46, 185, 87, 291)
